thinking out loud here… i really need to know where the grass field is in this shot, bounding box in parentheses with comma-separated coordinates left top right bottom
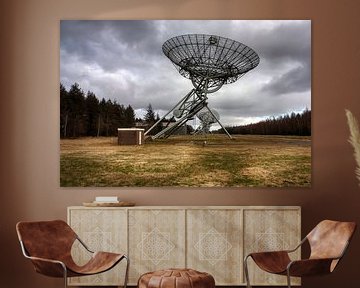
(60, 135, 311, 187)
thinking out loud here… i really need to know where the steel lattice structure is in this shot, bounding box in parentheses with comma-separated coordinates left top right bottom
(194, 108, 220, 135)
(145, 34, 260, 139)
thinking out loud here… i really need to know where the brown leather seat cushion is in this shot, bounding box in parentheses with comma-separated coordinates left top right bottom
(138, 268, 215, 288)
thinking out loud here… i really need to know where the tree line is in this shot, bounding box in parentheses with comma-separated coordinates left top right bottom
(60, 83, 136, 138)
(60, 82, 310, 138)
(218, 109, 311, 136)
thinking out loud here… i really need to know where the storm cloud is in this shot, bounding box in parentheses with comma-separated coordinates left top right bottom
(60, 20, 311, 127)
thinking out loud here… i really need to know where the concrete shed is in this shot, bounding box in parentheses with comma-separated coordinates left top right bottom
(117, 128, 145, 145)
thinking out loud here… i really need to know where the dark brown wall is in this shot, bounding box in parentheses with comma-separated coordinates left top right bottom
(1, 0, 360, 287)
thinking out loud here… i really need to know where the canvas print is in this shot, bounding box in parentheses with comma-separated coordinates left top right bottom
(60, 20, 311, 187)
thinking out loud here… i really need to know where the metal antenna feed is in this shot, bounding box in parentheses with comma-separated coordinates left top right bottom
(145, 34, 260, 139)
(194, 108, 220, 135)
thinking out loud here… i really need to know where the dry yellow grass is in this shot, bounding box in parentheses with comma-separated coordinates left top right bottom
(60, 135, 311, 187)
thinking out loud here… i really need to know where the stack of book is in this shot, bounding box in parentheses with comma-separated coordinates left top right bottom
(93, 196, 119, 204)
(83, 196, 135, 207)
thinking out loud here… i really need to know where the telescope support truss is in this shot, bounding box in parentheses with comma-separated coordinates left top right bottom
(145, 78, 232, 139)
(145, 34, 259, 140)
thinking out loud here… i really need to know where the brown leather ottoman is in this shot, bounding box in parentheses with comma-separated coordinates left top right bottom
(138, 268, 215, 288)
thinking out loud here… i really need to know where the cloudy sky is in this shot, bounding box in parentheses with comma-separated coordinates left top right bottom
(60, 20, 311, 128)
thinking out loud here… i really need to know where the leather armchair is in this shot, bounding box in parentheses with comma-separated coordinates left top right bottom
(16, 220, 129, 288)
(244, 220, 356, 288)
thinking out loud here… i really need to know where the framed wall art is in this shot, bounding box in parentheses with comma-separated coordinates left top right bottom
(60, 20, 311, 187)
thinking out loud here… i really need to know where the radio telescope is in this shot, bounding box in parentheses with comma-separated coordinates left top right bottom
(194, 108, 220, 135)
(145, 34, 260, 139)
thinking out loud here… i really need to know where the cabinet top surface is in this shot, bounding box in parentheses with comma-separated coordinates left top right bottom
(68, 205, 301, 210)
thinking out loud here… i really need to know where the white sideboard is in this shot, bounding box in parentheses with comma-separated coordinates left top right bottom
(67, 206, 301, 286)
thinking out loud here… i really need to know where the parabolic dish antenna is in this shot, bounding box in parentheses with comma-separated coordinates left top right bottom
(145, 34, 260, 139)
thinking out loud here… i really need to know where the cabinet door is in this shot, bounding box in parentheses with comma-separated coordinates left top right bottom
(243, 208, 301, 286)
(68, 208, 127, 286)
(128, 209, 186, 284)
(187, 209, 243, 285)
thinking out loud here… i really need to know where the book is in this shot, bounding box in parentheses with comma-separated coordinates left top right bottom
(95, 196, 119, 202)
(93, 201, 119, 204)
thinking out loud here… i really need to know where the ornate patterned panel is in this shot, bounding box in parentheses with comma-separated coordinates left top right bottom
(68, 208, 127, 286)
(244, 209, 301, 286)
(68, 206, 300, 286)
(187, 209, 243, 285)
(128, 209, 186, 284)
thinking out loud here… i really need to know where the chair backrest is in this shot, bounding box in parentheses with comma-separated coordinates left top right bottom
(16, 220, 77, 261)
(307, 220, 356, 262)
